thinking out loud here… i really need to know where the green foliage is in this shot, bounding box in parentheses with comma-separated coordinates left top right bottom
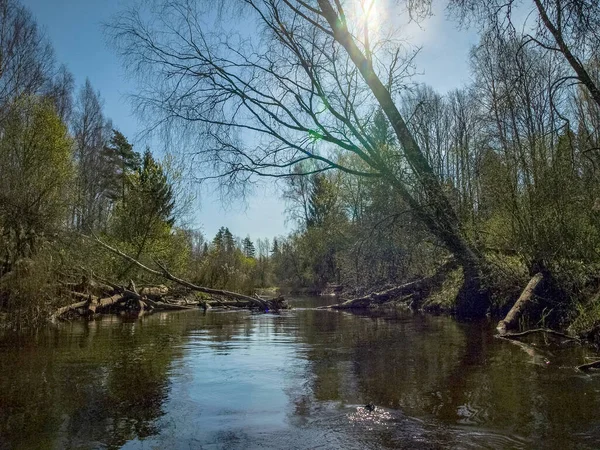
(6, 0, 600, 333)
(0, 243, 65, 330)
(569, 296, 600, 339)
(423, 268, 464, 311)
(242, 237, 256, 258)
(102, 149, 184, 281)
(111, 150, 175, 242)
(193, 227, 261, 294)
(0, 96, 73, 272)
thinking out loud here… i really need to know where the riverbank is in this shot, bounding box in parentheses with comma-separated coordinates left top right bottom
(294, 254, 600, 348)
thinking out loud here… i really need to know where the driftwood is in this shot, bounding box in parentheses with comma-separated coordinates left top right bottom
(139, 285, 169, 299)
(120, 286, 193, 311)
(207, 295, 288, 309)
(494, 278, 596, 370)
(497, 272, 544, 335)
(52, 292, 129, 320)
(87, 293, 127, 314)
(52, 288, 194, 321)
(326, 260, 457, 310)
(91, 234, 276, 311)
(51, 299, 89, 320)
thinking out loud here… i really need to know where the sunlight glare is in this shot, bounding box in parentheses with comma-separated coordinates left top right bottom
(352, 0, 382, 38)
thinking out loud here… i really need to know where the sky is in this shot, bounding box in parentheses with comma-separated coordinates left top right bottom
(22, 0, 478, 242)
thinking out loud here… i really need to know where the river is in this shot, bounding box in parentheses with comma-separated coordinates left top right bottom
(1, 296, 599, 449)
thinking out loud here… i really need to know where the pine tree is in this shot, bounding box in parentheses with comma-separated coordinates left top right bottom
(138, 149, 175, 226)
(243, 236, 256, 258)
(111, 149, 175, 248)
(370, 108, 395, 147)
(307, 174, 339, 228)
(223, 227, 235, 253)
(212, 227, 225, 252)
(101, 129, 140, 202)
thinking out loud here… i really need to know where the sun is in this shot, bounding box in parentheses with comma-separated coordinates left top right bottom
(351, 0, 382, 40)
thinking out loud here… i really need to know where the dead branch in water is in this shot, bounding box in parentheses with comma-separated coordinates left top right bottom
(325, 259, 457, 310)
(500, 328, 580, 342)
(89, 233, 276, 311)
(51, 292, 129, 320)
(495, 334, 553, 367)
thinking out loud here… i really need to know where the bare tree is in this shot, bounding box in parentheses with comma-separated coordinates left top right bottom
(47, 64, 75, 123)
(449, 0, 600, 108)
(71, 79, 113, 231)
(110, 0, 489, 315)
(283, 163, 316, 229)
(0, 0, 55, 121)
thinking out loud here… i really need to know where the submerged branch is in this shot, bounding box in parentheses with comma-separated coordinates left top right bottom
(500, 328, 580, 342)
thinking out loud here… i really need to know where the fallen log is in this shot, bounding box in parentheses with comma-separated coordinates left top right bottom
(208, 300, 253, 308)
(120, 286, 194, 311)
(87, 293, 126, 314)
(52, 292, 129, 320)
(51, 300, 88, 320)
(497, 273, 544, 335)
(496, 334, 552, 367)
(52, 287, 194, 321)
(91, 234, 273, 311)
(139, 285, 169, 300)
(326, 260, 457, 310)
(208, 296, 288, 310)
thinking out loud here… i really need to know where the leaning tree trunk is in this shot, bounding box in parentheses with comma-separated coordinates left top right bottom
(318, 0, 489, 317)
(497, 273, 545, 335)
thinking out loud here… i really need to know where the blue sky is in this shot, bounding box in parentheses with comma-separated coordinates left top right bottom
(22, 0, 478, 242)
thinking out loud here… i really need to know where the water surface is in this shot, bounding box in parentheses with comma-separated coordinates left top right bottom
(1, 297, 600, 449)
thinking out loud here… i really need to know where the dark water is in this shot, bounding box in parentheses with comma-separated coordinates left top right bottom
(1, 297, 600, 449)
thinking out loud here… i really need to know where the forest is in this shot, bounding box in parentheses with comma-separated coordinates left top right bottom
(1, 0, 600, 344)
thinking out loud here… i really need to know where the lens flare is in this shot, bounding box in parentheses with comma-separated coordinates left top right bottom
(352, 0, 381, 37)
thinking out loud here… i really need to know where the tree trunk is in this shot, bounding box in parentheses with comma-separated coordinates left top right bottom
(532, 0, 600, 110)
(497, 273, 544, 335)
(318, 0, 489, 317)
(52, 293, 128, 320)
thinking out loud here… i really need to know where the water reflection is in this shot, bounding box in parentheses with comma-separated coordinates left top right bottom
(0, 299, 599, 449)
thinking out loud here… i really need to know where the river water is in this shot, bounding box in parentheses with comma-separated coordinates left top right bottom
(1, 296, 600, 449)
